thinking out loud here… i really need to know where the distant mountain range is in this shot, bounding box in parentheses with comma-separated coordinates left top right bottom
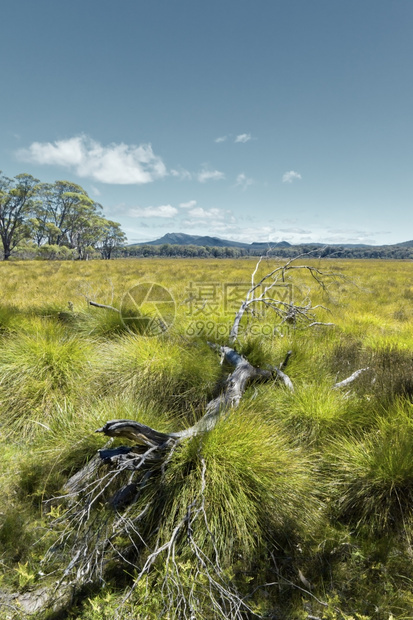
(134, 232, 290, 249)
(131, 232, 413, 250)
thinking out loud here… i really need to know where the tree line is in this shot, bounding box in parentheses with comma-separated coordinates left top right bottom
(123, 242, 413, 260)
(0, 172, 126, 260)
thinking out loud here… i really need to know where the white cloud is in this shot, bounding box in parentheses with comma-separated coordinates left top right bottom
(197, 167, 225, 183)
(235, 133, 252, 143)
(235, 173, 254, 191)
(17, 135, 167, 185)
(282, 170, 302, 183)
(215, 136, 227, 143)
(128, 205, 178, 218)
(327, 228, 372, 235)
(90, 185, 101, 197)
(188, 207, 225, 220)
(179, 200, 197, 209)
(279, 227, 311, 234)
(170, 167, 192, 180)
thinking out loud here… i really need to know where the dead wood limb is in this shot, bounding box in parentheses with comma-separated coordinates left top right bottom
(3, 585, 74, 618)
(333, 368, 370, 389)
(89, 300, 120, 313)
(42, 344, 287, 600)
(174, 344, 288, 438)
(63, 453, 103, 497)
(95, 345, 287, 445)
(271, 365, 294, 392)
(280, 349, 292, 371)
(96, 420, 174, 447)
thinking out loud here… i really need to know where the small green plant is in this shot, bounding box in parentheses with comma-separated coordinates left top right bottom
(15, 561, 36, 590)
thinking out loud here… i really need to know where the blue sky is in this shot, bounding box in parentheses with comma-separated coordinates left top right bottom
(1, 0, 412, 245)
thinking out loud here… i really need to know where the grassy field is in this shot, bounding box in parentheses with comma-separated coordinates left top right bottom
(1, 257, 413, 619)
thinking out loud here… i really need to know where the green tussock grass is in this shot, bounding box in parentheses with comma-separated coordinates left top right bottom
(94, 333, 222, 420)
(0, 320, 94, 436)
(75, 307, 130, 337)
(328, 399, 413, 535)
(120, 407, 321, 602)
(0, 304, 22, 334)
(200, 410, 322, 549)
(265, 379, 359, 444)
(1, 258, 413, 618)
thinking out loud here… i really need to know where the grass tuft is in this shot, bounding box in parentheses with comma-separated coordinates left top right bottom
(328, 399, 413, 534)
(150, 409, 323, 571)
(95, 334, 221, 420)
(0, 320, 93, 436)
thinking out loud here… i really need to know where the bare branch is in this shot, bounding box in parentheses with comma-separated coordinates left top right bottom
(307, 321, 335, 328)
(279, 350, 292, 370)
(229, 251, 344, 342)
(333, 368, 370, 389)
(89, 300, 121, 313)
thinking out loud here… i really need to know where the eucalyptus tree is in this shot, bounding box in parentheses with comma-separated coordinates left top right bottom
(39, 180, 102, 248)
(98, 219, 127, 259)
(0, 172, 40, 260)
(30, 183, 61, 246)
(69, 213, 106, 260)
(34, 180, 124, 259)
(1, 174, 127, 260)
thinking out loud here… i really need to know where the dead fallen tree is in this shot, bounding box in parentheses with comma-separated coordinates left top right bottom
(37, 253, 364, 619)
(42, 343, 293, 619)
